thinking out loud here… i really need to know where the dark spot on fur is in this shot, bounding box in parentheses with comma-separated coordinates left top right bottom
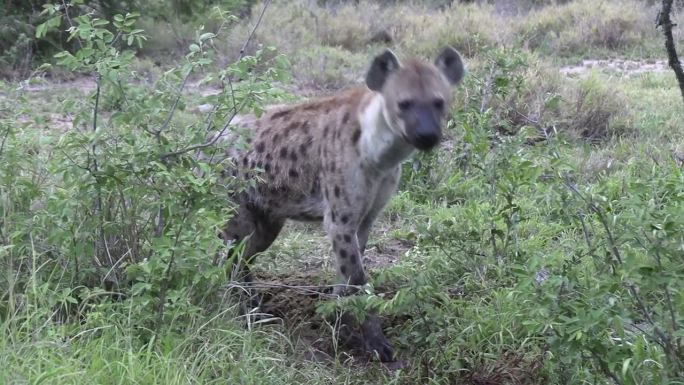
(334, 185, 340, 198)
(350, 254, 358, 264)
(339, 249, 348, 258)
(257, 161, 263, 168)
(264, 163, 271, 173)
(340, 265, 347, 275)
(342, 112, 350, 124)
(352, 128, 361, 144)
(289, 169, 299, 178)
(343, 234, 352, 243)
(323, 126, 329, 138)
(285, 121, 298, 133)
(280, 147, 288, 158)
(290, 150, 298, 162)
(266, 153, 273, 161)
(273, 133, 280, 144)
(255, 142, 265, 153)
(242, 157, 248, 166)
(331, 211, 336, 223)
(246, 137, 252, 144)
(299, 143, 308, 155)
(341, 215, 349, 224)
(271, 110, 291, 120)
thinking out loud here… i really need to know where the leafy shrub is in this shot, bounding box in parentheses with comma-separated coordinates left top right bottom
(2, 0, 289, 338)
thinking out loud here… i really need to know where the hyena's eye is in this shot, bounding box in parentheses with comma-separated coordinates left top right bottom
(433, 98, 445, 110)
(398, 100, 413, 111)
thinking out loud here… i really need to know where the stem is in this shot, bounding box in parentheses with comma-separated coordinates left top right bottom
(0, 125, 10, 157)
(239, 0, 272, 61)
(659, 0, 684, 103)
(155, 209, 190, 335)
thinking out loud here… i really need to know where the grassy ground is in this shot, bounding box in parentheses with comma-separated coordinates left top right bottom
(2, 1, 684, 384)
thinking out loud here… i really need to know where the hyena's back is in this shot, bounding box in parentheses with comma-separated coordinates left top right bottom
(211, 87, 370, 221)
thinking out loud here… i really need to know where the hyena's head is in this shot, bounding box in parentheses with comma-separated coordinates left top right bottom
(365, 47, 465, 151)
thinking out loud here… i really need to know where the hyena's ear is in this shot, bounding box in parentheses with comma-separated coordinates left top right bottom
(365, 49, 401, 91)
(435, 47, 465, 85)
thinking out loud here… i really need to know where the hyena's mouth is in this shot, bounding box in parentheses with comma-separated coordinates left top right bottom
(406, 133, 441, 151)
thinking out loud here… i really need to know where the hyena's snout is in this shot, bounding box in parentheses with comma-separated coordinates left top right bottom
(403, 103, 442, 151)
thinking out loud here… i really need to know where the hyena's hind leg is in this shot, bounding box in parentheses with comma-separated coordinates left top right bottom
(219, 201, 285, 306)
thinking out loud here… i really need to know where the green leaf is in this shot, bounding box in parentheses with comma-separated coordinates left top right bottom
(199, 32, 216, 42)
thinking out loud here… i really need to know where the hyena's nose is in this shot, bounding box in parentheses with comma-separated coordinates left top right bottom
(414, 132, 440, 151)
(410, 106, 441, 151)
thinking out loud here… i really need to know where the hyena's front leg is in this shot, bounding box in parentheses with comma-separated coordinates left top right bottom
(357, 170, 401, 253)
(326, 210, 395, 362)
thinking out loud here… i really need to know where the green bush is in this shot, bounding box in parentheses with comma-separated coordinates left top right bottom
(2, 0, 289, 337)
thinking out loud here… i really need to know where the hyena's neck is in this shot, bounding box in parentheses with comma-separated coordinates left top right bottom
(357, 92, 414, 173)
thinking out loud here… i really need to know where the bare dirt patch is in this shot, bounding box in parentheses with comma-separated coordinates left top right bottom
(560, 59, 668, 76)
(252, 271, 401, 366)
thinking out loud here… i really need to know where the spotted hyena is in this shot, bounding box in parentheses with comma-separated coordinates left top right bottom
(211, 47, 465, 361)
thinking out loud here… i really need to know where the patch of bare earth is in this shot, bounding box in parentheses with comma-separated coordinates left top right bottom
(560, 58, 668, 76)
(245, 224, 414, 366)
(252, 270, 403, 367)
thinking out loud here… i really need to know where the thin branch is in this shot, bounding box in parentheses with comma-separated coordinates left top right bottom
(224, 281, 361, 299)
(155, 209, 191, 334)
(658, 0, 684, 103)
(159, 69, 192, 133)
(159, 0, 273, 161)
(0, 125, 10, 157)
(160, 97, 249, 160)
(61, 0, 83, 50)
(239, 0, 272, 61)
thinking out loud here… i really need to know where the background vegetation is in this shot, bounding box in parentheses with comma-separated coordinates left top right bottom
(1, 0, 683, 384)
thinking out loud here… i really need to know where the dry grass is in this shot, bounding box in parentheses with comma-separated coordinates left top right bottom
(561, 73, 632, 140)
(224, 0, 670, 63)
(517, 0, 665, 58)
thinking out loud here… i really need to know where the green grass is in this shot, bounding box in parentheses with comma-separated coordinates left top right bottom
(2, 0, 684, 384)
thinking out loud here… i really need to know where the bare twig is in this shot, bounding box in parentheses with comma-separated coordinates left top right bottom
(224, 281, 363, 299)
(61, 0, 83, 50)
(155, 209, 191, 334)
(239, 0, 272, 60)
(0, 125, 10, 157)
(159, 0, 273, 161)
(658, 0, 684, 103)
(159, 70, 192, 134)
(160, 97, 249, 160)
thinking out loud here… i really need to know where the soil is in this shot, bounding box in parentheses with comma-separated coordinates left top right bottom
(560, 58, 669, 76)
(249, 270, 404, 368)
